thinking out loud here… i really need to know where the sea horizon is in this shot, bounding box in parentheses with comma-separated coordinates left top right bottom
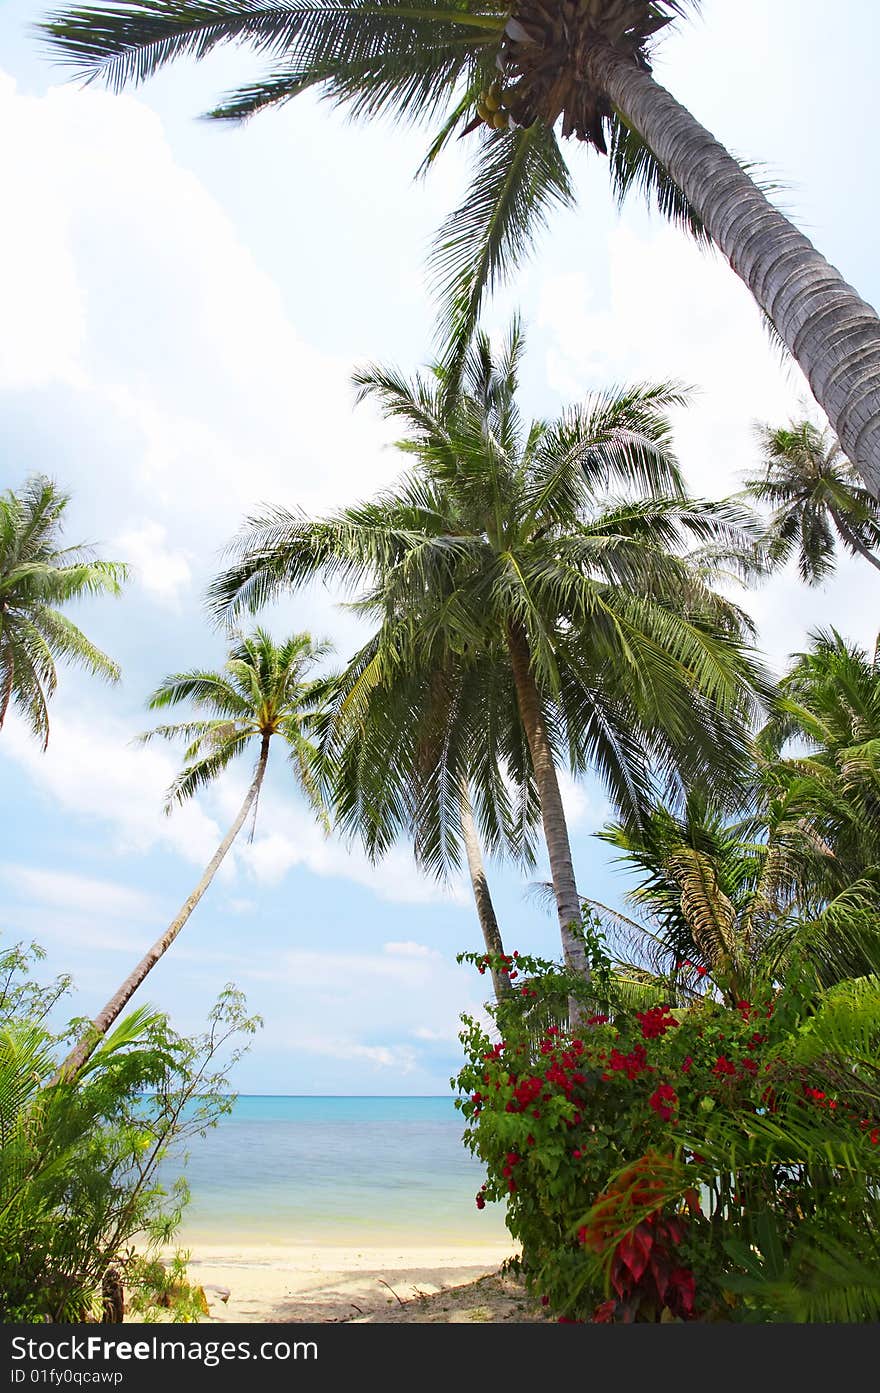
(164, 1094, 507, 1250)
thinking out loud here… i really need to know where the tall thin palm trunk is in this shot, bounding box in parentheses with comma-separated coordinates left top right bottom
(828, 505, 880, 573)
(57, 735, 271, 1081)
(459, 779, 510, 1003)
(584, 43, 880, 499)
(505, 623, 590, 996)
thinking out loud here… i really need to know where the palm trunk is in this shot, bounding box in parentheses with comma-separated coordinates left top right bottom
(583, 43, 880, 499)
(505, 623, 590, 999)
(459, 779, 511, 1003)
(828, 505, 880, 573)
(56, 735, 271, 1082)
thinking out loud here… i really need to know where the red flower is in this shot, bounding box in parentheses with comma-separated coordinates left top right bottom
(649, 1083, 678, 1122)
(695, 965, 708, 978)
(608, 1044, 649, 1079)
(681, 1056, 693, 1074)
(636, 1005, 678, 1039)
(712, 1055, 737, 1077)
(587, 1013, 609, 1025)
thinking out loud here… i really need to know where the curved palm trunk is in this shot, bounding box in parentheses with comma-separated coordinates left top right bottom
(459, 779, 511, 1003)
(505, 624, 590, 1007)
(828, 505, 880, 573)
(56, 735, 271, 1082)
(584, 44, 880, 499)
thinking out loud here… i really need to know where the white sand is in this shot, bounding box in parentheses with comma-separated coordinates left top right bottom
(168, 1241, 519, 1323)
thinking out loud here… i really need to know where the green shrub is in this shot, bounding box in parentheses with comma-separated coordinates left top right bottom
(455, 929, 880, 1322)
(0, 938, 259, 1323)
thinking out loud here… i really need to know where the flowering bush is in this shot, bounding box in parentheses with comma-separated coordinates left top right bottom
(455, 930, 880, 1322)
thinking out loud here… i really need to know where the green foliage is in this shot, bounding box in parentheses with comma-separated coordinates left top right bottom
(138, 626, 334, 816)
(0, 938, 259, 1322)
(0, 476, 127, 747)
(38, 1, 761, 377)
(594, 790, 880, 1001)
(211, 327, 771, 879)
(455, 931, 880, 1323)
(744, 420, 880, 584)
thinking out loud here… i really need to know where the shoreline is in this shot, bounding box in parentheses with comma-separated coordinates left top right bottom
(159, 1240, 520, 1324)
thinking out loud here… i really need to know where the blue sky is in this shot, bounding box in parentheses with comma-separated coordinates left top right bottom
(1, 0, 879, 1094)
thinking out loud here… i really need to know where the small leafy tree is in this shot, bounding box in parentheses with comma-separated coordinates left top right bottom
(0, 936, 260, 1322)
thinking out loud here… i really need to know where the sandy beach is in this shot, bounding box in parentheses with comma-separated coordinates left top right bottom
(169, 1242, 529, 1323)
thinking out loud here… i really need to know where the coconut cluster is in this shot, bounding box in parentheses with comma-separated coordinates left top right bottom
(476, 80, 513, 131)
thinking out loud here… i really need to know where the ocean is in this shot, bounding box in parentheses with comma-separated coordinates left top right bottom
(164, 1096, 509, 1248)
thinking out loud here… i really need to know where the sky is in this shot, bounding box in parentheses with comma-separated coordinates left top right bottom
(1, 0, 879, 1094)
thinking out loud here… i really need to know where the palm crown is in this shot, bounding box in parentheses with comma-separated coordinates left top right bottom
(57, 626, 334, 1079)
(760, 627, 880, 894)
(745, 421, 880, 584)
(0, 476, 126, 748)
(141, 626, 332, 814)
(40, 1, 880, 489)
(41, 0, 707, 370)
(209, 324, 771, 983)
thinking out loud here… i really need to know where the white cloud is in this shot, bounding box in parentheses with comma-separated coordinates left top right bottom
(411, 1025, 452, 1043)
(557, 769, 604, 830)
(246, 940, 482, 1078)
(349, 1043, 418, 1072)
(1, 864, 156, 920)
(253, 944, 445, 992)
(0, 69, 405, 579)
(113, 521, 192, 607)
(222, 897, 258, 916)
(0, 712, 223, 869)
(0, 75, 88, 392)
(537, 224, 880, 670)
(236, 782, 469, 906)
(0, 708, 469, 909)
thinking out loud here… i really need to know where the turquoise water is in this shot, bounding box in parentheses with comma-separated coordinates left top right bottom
(164, 1096, 508, 1247)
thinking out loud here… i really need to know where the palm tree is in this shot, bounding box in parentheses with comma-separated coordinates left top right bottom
(593, 786, 880, 1004)
(0, 476, 126, 747)
(317, 628, 539, 1001)
(760, 627, 880, 890)
(745, 421, 880, 584)
(209, 325, 771, 990)
(41, 2, 880, 494)
(58, 627, 331, 1079)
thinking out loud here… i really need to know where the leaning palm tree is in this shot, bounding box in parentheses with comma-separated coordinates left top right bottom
(58, 627, 331, 1079)
(41, 1, 880, 493)
(745, 421, 880, 584)
(0, 476, 126, 747)
(210, 324, 771, 990)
